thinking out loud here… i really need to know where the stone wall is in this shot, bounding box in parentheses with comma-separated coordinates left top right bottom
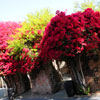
(82, 52, 100, 92)
(31, 70, 52, 94)
(30, 62, 61, 94)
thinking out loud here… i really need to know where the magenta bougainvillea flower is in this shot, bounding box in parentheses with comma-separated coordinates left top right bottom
(0, 22, 21, 75)
(0, 9, 53, 75)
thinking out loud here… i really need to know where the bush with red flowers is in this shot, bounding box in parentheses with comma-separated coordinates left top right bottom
(39, 8, 100, 94)
(6, 9, 53, 74)
(40, 8, 100, 62)
(0, 22, 21, 75)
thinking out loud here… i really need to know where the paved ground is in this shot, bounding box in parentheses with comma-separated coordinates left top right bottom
(1, 96, 100, 100)
(0, 88, 100, 100)
(15, 90, 100, 100)
(0, 88, 7, 99)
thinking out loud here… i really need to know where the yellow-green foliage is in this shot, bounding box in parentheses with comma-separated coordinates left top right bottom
(74, 0, 100, 12)
(7, 8, 54, 59)
(26, 8, 53, 34)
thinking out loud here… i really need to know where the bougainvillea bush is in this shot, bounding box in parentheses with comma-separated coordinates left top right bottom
(40, 8, 100, 62)
(39, 8, 100, 93)
(0, 22, 21, 75)
(6, 9, 53, 74)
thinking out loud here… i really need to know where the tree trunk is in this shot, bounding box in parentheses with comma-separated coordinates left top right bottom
(67, 56, 86, 94)
(2, 73, 30, 96)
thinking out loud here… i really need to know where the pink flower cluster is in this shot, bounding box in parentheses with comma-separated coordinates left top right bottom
(0, 22, 21, 75)
(0, 22, 21, 51)
(0, 21, 42, 75)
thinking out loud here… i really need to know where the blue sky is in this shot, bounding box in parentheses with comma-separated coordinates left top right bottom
(0, 0, 83, 22)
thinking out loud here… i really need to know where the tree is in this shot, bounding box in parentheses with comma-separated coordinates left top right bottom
(39, 8, 100, 94)
(0, 9, 55, 96)
(74, 0, 100, 12)
(7, 8, 54, 74)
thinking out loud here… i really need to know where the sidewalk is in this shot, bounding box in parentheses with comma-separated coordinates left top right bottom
(1, 88, 100, 100)
(16, 89, 68, 100)
(15, 89, 100, 100)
